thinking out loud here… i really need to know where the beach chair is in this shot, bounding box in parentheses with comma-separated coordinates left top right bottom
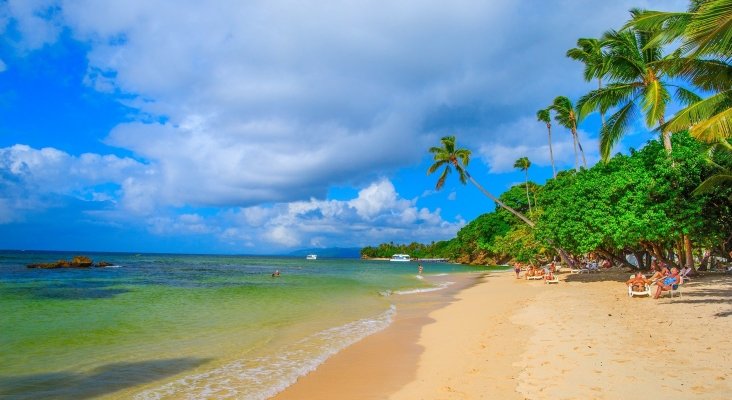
(627, 274, 651, 297)
(667, 277, 683, 298)
(679, 267, 693, 281)
(545, 275, 559, 284)
(569, 263, 587, 274)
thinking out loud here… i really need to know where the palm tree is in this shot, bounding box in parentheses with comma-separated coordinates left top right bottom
(577, 28, 700, 160)
(536, 108, 557, 178)
(551, 96, 587, 170)
(627, 1, 731, 143)
(566, 38, 610, 126)
(514, 157, 533, 214)
(427, 136, 535, 227)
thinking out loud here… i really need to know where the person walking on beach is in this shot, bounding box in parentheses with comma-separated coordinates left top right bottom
(418, 264, 423, 275)
(514, 263, 521, 279)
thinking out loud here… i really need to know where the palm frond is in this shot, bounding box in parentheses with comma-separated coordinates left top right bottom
(692, 172, 732, 198)
(536, 108, 551, 124)
(427, 159, 448, 175)
(641, 80, 670, 127)
(577, 83, 637, 119)
(435, 167, 450, 190)
(686, 0, 732, 57)
(600, 102, 639, 161)
(673, 86, 703, 106)
(664, 89, 732, 139)
(691, 106, 732, 142)
(625, 9, 691, 49)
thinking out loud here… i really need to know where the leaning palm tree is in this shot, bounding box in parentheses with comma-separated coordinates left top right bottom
(536, 108, 557, 178)
(514, 157, 533, 214)
(428, 135, 535, 227)
(577, 28, 700, 160)
(566, 37, 610, 126)
(551, 96, 587, 170)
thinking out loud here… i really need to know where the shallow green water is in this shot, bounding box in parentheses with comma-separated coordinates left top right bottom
(0, 251, 490, 399)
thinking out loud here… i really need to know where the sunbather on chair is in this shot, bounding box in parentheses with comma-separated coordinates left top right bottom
(653, 267, 680, 299)
(626, 272, 650, 293)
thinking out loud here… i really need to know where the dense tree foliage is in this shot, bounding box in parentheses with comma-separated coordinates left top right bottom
(362, 0, 732, 269)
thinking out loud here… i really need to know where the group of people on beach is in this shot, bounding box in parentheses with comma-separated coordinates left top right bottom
(625, 261, 689, 299)
(513, 261, 556, 281)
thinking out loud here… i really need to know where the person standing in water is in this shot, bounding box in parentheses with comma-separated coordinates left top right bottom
(418, 264, 423, 275)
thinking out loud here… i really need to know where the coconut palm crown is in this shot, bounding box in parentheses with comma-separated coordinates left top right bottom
(427, 136, 535, 227)
(514, 157, 533, 214)
(536, 108, 557, 178)
(577, 28, 700, 160)
(626, 1, 731, 143)
(551, 96, 588, 170)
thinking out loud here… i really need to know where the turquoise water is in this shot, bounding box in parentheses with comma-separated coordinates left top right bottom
(0, 251, 489, 399)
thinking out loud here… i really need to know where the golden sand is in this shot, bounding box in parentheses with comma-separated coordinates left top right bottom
(274, 270, 732, 399)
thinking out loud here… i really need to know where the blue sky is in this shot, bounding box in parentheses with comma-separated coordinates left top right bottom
(0, 0, 686, 254)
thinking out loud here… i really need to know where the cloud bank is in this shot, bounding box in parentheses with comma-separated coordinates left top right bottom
(0, 0, 687, 251)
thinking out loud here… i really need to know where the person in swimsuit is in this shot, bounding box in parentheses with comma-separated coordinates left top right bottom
(514, 263, 521, 279)
(653, 267, 680, 299)
(626, 272, 650, 292)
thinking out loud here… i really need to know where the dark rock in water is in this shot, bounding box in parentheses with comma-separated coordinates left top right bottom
(71, 256, 93, 267)
(96, 261, 114, 267)
(27, 255, 95, 269)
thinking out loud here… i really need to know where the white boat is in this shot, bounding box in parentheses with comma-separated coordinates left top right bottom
(390, 254, 411, 262)
(306, 254, 317, 260)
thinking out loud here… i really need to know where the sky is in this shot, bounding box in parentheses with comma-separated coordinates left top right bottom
(0, 0, 688, 254)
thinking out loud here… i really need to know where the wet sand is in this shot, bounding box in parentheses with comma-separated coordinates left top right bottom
(273, 269, 732, 399)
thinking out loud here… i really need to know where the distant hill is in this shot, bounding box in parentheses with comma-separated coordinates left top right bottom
(286, 247, 361, 258)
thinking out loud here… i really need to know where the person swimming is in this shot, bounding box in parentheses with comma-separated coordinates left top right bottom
(272, 270, 281, 277)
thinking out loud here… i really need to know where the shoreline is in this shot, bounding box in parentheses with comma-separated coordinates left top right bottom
(272, 271, 485, 399)
(272, 269, 732, 399)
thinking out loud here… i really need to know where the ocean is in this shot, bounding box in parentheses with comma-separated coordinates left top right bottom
(0, 251, 491, 399)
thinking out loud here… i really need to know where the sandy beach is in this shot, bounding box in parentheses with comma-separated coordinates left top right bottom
(274, 269, 732, 399)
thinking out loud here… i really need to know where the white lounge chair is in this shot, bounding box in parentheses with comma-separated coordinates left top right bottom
(628, 274, 651, 297)
(666, 276, 683, 298)
(545, 276, 559, 284)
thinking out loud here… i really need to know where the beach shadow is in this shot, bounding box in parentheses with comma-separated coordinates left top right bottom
(0, 357, 211, 399)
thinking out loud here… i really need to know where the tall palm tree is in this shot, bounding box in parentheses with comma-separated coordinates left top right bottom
(536, 108, 557, 178)
(566, 38, 610, 126)
(514, 157, 533, 214)
(427, 136, 535, 227)
(551, 96, 587, 170)
(627, 1, 732, 143)
(577, 28, 700, 160)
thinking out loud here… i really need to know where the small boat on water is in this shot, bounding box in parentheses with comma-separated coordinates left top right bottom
(390, 254, 411, 262)
(306, 254, 317, 260)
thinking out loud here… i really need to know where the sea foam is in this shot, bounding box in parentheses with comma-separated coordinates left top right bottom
(134, 305, 397, 400)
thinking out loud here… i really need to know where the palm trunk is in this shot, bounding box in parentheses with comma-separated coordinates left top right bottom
(572, 132, 579, 171)
(684, 234, 694, 270)
(547, 124, 557, 178)
(598, 78, 605, 129)
(573, 127, 588, 168)
(465, 171, 535, 228)
(524, 170, 532, 214)
(659, 116, 672, 154)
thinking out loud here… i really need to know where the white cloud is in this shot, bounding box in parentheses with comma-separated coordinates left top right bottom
(0, 59, 6, 72)
(217, 178, 463, 249)
(478, 115, 600, 173)
(1, 0, 686, 209)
